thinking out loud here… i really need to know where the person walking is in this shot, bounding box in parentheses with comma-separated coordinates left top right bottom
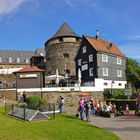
(59, 96, 64, 113)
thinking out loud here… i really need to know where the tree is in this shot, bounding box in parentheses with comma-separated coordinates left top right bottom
(126, 58, 140, 90)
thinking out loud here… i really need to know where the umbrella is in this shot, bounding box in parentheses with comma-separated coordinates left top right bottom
(55, 69, 59, 85)
(81, 92, 90, 96)
(78, 68, 81, 86)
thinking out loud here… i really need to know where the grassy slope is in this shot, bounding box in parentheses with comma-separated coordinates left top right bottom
(0, 107, 120, 140)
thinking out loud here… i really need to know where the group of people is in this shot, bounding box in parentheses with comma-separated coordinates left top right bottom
(77, 97, 132, 121)
(18, 91, 27, 102)
(77, 97, 104, 121)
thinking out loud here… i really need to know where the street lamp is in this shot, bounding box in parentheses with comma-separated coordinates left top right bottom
(111, 80, 114, 95)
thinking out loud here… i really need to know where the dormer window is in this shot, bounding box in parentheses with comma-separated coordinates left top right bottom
(82, 46, 87, 54)
(25, 58, 29, 63)
(0, 57, 2, 62)
(16, 58, 20, 63)
(9, 57, 12, 63)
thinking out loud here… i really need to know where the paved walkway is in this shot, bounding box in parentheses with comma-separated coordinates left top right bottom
(65, 107, 140, 140)
(90, 114, 140, 140)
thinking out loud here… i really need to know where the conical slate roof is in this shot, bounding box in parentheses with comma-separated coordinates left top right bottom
(49, 22, 80, 41)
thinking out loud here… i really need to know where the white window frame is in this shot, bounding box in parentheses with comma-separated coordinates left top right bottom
(102, 67, 108, 76)
(78, 59, 81, 66)
(82, 46, 87, 54)
(89, 54, 93, 62)
(102, 54, 108, 62)
(117, 58, 122, 65)
(9, 57, 12, 63)
(82, 64, 88, 71)
(89, 68, 93, 76)
(117, 69, 122, 77)
(16, 58, 20, 63)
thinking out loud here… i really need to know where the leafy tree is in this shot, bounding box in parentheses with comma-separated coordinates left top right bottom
(126, 58, 140, 90)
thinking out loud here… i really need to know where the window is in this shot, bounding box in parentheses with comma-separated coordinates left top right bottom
(65, 69, 70, 74)
(89, 54, 93, 62)
(89, 68, 93, 76)
(63, 53, 69, 58)
(78, 59, 81, 66)
(102, 67, 108, 76)
(16, 58, 20, 63)
(117, 58, 122, 65)
(0, 57, 2, 62)
(9, 57, 12, 63)
(118, 83, 122, 86)
(117, 69, 122, 77)
(25, 58, 29, 63)
(82, 46, 87, 53)
(104, 83, 108, 86)
(102, 54, 108, 62)
(82, 64, 88, 71)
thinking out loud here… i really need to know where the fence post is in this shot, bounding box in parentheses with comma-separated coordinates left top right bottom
(53, 104, 55, 119)
(23, 105, 26, 121)
(4, 103, 6, 115)
(49, 103, 51, 111)
(12, 104, 14, 118)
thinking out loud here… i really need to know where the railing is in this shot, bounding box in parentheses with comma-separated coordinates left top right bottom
(5, 103, 56, 121)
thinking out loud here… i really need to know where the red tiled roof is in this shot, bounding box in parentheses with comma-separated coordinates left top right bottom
(85, 36, 125, 57)
(14, 66, 44, 73)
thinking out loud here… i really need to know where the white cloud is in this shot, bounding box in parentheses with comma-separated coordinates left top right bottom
(119, 43, 140, 59)
(126, 34, 140, 40)
(65, 0, 76, 7)
(0, 0, 24, 16)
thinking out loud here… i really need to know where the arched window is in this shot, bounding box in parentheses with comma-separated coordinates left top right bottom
(16, 58, 20, 63)
(9, 57, 12, 63)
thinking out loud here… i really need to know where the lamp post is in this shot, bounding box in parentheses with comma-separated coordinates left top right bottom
(111, 80, 114, 95)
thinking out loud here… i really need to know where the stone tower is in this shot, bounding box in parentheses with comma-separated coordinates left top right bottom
(45, 22, 81, 78)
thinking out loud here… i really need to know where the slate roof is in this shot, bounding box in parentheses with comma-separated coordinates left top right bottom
(47, 22, 81, 42)
(85, 36, 125, 57)
(34, 48, 45, 57)
(0, 50, 34, 64)
(14, 66, 44, 73)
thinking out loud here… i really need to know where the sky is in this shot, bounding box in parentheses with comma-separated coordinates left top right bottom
(0, 0, 140, 62)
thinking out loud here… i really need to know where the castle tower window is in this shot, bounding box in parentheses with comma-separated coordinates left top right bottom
(9, 57, 12, 63)
(63, 53, 69, 58)
(58, 37, 63, 42)
(16, 58, 20, 63)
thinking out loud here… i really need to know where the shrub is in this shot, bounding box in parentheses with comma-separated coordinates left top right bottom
(27, 96, 41, 109)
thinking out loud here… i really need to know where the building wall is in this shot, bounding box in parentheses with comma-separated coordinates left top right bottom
(45, 37, 81, 77)
(16, 72, 44, 88)
(75, 37, 97, 83)
(97, 52, 126, 81)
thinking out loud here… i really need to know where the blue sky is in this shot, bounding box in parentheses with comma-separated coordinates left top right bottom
(0, 0, 140, 61)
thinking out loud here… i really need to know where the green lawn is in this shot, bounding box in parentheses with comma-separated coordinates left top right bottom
(0, 107, 120, 140)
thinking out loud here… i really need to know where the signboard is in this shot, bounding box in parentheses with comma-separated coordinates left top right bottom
(19, 74, 37, 79)
(125, 88, 132, 96)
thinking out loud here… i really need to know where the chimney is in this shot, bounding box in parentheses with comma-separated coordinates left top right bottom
(95, 30, 99, 40)
(108, 43, 113, 49)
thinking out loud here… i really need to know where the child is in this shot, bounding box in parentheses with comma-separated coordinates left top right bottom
(125, 104, 129, 115)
